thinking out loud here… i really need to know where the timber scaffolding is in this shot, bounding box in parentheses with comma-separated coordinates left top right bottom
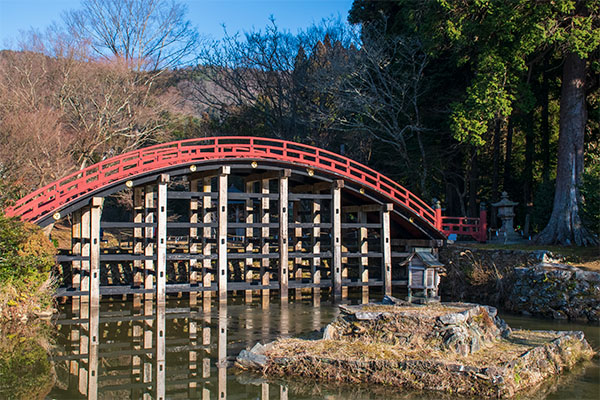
(55, 165, 444, 304)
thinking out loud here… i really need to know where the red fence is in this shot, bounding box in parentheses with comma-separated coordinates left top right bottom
(5, 137, 440, 231)
(434, 207, 487, 242)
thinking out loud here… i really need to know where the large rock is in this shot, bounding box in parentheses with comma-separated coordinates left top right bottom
(238, 302, 595, 398)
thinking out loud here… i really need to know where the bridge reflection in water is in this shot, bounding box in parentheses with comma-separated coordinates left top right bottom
(51, 293, 340, 400)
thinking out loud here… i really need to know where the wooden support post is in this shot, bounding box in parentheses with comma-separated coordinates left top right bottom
(189, 179, 199, 306)
(90, 197, 103, 309)
(70, 210, 81, 386)
(280, 299, 289, 337)
(381, 204, 393, 296)
(244, 181, 254, 303)
(358, 209, 369, 303)
(71, 210, 82, 314)
(217, 304, 227, 400)
(201, 305, 211, 400)
(217, 167, 229, 302)
(280, 385, 289, 400)
(81, 207, 91, 305)
(143, 300, 153, 400)
(202, 177, 212, 302)
(261, 177, 270, 299)
(78, 298, 89, 395)
(293, 201, 302, 299)
(87, 303, 99, 400)
(156, 303, 166, 400)
(311, 191, 321, 298)
(188, 312, 198, 397)
(157, 175, 169, 305)
(133, 187, 144, 307)
(331, 181, 343, 299)
(278, 170, 290, 300)
(144, 185, 155, 301)
(131, 307, 143, 399)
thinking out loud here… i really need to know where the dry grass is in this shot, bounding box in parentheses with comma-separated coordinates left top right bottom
(468, 243, 600, 270)
(265, 330, 564, 370)
(360, 303, 469, 317)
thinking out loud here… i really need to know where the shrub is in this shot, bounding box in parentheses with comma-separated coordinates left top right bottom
(0, 213, 55, 291)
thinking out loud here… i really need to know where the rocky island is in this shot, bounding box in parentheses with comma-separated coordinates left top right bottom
(237, 297, 595, 398)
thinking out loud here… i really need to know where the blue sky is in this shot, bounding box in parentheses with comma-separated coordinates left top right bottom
(0, 0, 354, 49)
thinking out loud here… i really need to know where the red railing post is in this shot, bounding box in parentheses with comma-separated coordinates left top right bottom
(433, 199, 442, 231)
(479, 202, 487, 242)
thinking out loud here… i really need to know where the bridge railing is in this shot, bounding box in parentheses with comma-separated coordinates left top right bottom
(438, 207, 487, 242)
(6, 136, 439, 229)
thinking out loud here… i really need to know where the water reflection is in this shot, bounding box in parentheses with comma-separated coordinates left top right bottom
(50, 294, 599, 400)
(52, 294, 341, 399)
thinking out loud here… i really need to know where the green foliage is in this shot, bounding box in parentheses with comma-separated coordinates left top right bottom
(0, 327, 53, 399)
(438, 0, 600, 146)
(0, 213, 55, 290)
(580, 161, 600, 235)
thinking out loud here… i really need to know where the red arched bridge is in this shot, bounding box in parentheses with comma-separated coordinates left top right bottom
(5, 136, 485, 302)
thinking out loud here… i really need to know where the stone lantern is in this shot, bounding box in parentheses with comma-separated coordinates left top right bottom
(491, 192, 520, 243)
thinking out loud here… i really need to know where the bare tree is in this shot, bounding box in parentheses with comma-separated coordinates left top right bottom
(333, 27, 431, 195)
(190, 18, 359, 148)
(63, 0, 200, 71)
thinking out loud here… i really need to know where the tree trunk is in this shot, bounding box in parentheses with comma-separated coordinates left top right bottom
(536, 53, 596, 246)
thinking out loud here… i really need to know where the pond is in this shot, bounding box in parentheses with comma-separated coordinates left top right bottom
(31, 293, 600, 399)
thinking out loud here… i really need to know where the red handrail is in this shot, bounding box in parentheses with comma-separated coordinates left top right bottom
(5, 137, 439, 229)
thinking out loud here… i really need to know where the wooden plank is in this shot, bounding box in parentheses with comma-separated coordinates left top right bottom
(279, 173, 289, 299)
(217, 168, 229, 302)
(81, 207, 91, 305)
(71, 210, 81, 315)
(144, 184, 155, 301)
(293, 202, 302, 299)
(343, 204, 383, 213)
(133, 187, 144, 307)
(261, 177, 270, 298)
(311, 194, 321, 296)
(156, 175, 169, 305)
(331, 181, 343, 298)
(189, 180, 199, 287)
(292, 182, 331, 193)
(358, 210, 369, 301)
(245, 181, 254, 302)
(244, 169, 290, 183)
(90, 197, 103, 308)
(202, 177, 212, 302)
(288, 193, 332, 200)
(381, 204, 392, 296)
